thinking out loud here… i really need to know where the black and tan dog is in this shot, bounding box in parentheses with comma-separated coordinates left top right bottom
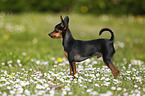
(48, 16, 119, 78)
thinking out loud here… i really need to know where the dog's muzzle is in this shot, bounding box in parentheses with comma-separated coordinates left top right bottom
(48, 33, 56, 38)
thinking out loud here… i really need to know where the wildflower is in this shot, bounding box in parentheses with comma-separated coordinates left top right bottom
(52, 69, 55, 71)
(22, 52, 26, 56)
(7, 86, 11, 89)
(95, 84, 100, 87)
(54, 65, 57, 67)
(86, 89, 93, 92)
(126, 71, 131, 73)
(74, 80, 78, 83)
(1, 62, 5, 65)
(92, 61, 98, 64)
(46, 87, 50, 91)
(14, 84, 21, 88)
(2, 92, 7, 96)
(81, 6, 88, 13)
(41, 61, 48, 65)
(4, 35, 9, 40)
(105, 91, 113, 96)
(16, 79, 20, 83)
(143, 88, 145, 91)
(10, 90, 15, 95)
(135, 77, 141, 80)
(44, 84, 49, 88)
(30, 69, 32, 71)
(7, 60, 12, 64)
(17, 59, 21, 64)
(49, 89, 55, 96)
(57, 58, 63, 63)
(36, 60, 40, 64)
(92, 75, 96, 79)
(136, 15, 143, 22)
(17, 87, 23, 94)
(22, 68, 25, 71)
(106, 78, 110, 81)
(104, 82, 110, 86)
(9, 64, 12, 67)
(96, 73, 100, 77)
(100, 77, 105, 80)
(111, 86, 116, 90)
(82, 91, 84, 94)
(62, 90, 67, 95)
(91, 91, 98, 95)
(9, 74, 13, 77)
(65, 86, 71, 91)
(19, 64, 22, 67)
(6, 81, 10, 85)
(131, 59, 143, 66)
(125, 37, 131, 43)
(68, 92, 73, 95)
(51, 57, 55, 60)
(134, 85, 138, 88)
(115, 41, 125, 48)
(36, 84, 45, 89)
(24, 57, 29, 62)
(25, 89, 30, 95)
(117, 87, 122, 91)
(135, 89, 140, 93)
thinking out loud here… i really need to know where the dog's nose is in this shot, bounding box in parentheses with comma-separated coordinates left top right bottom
(48, 33, 51, 37)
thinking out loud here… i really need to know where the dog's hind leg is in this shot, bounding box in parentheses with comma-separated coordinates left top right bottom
(103, 56, 119, 77)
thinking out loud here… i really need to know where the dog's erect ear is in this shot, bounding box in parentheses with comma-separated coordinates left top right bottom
(64, 16, 69, 25)
(60, 16, 69, 29)
(60, 15, 64, 24)
(60, 15, 65, 28)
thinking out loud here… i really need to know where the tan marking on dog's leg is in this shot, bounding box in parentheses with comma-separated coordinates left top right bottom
(64, 51, 72, 75)
(102, 56, 119, 77)
(73, 62, 77, 75)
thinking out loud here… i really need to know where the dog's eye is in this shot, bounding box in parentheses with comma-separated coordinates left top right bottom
(55, 28, 58, 31)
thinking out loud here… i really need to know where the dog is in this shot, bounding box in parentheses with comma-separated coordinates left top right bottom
(48, 16, 119, 78)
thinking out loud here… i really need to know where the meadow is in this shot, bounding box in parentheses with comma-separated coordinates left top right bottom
(0, 13, 145, 96)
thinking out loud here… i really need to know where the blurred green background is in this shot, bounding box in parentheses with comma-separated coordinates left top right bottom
(0, 1, 145, 95)
(0, 0, 145, 61)
(0, 0, 145, 15)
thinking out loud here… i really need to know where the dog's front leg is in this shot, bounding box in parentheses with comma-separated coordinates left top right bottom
(69, 61, 77, 78)
(64, 51, 77, 77)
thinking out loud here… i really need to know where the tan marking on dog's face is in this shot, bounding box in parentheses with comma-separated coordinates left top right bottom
(49, 30, 62, 39)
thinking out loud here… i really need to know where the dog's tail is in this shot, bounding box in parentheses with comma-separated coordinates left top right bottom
(99, 28, 114, 41)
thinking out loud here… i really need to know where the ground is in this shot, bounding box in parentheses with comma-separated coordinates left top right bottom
(0, 13, 145, 96)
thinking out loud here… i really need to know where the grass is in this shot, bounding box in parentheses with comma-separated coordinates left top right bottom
(0, 13, 145, 96)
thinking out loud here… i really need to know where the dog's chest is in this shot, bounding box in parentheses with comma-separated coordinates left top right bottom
(75, 55, 88, 62)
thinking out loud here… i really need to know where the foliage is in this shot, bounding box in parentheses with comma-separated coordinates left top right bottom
(0, 0, 145, 15)
(0, 0, 76, 13)
(76, 0, 145, 15)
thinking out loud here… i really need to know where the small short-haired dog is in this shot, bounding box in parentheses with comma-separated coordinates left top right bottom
(49, 16, 119, 78)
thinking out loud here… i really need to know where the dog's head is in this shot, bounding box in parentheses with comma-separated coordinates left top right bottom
(48, 16, 69, 38)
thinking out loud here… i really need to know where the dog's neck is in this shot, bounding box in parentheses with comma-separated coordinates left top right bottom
(62, 28, 75, 48)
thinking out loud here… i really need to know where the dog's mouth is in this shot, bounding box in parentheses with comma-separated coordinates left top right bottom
(48, 33, 55, 38)
(50, 36, 56, 38)
(48, 33, 61, 39)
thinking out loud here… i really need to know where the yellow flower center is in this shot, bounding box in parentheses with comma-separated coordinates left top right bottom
(9, 75, 13, 77)
(57, 58, 63, 63)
